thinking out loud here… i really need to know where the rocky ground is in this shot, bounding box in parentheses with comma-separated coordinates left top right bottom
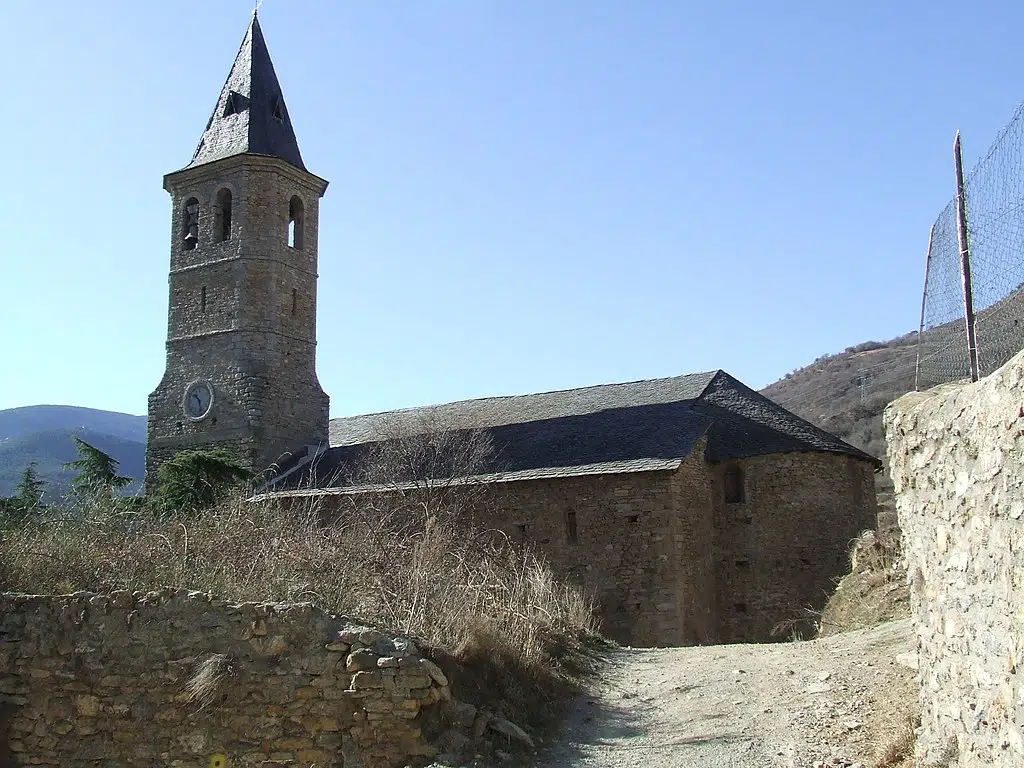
(530, 618, 917, 768)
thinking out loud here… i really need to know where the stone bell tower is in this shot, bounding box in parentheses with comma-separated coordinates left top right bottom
(146, 13, 330, 488)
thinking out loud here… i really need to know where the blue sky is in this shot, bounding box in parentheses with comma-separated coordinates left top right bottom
(1, 0, 1022, 417)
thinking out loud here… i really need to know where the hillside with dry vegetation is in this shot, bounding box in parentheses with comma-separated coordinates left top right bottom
(759, 332, 919, 480)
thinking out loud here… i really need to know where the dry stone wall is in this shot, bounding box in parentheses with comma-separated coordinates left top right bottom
(885, 349, 1024, 767)
(0, 590, 451, 767)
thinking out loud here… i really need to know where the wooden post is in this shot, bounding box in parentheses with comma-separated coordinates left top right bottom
(954, 131, 981, 382)
(915, 223, 936, 391)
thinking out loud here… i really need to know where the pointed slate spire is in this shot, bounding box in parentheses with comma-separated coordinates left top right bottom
(188, 13, 306, 170)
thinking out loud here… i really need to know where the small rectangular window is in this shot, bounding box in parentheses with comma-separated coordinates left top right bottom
(566, 511, 579, 545)
(215, 188, 232, 242)
(735, 559, 749, 569)
(734, 603, 747, 614)
(724, 465, 745, 504)
(515, 523, 527, 540)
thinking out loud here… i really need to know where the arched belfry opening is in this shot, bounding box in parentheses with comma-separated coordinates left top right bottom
(288, 195, 304, 249)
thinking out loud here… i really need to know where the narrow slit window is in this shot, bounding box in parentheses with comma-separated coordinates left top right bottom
(215, 188, 232, 242)
(288, 195, 304, 249)
(200, 286, 207, 312)
(291, 288, 297, 316)
(566, 510, 579, 545)
(183, 197, 200, 250)
(724, 465, 745, 504)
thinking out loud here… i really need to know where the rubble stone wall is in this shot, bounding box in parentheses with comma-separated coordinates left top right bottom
(0, 590, 450, 768)
(487, 443, 717, 648)
(885, 350, 1024, 767)
(711, 452, 878, 642)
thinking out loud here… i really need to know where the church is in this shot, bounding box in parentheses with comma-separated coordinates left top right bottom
(147, 15, 879, 647)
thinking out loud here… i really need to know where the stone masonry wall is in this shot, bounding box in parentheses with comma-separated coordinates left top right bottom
(885, 350, 1024, 767)
(487, 465, 701, 647)
(0, 590, 451, 767)
(712, 452, 877, 642)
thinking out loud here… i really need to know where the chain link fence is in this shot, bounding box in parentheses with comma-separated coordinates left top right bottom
(917, 102, 1024, 390)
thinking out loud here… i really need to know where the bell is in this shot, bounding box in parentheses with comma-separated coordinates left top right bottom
(184, 230, 198, 249)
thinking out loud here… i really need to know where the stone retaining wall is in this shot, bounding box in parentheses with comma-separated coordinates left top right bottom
(885, 350, 1024, 767)
(0, 590, 451, 767)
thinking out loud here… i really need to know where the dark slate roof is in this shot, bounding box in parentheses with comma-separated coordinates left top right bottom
(328, 371, 718, 446)
(186, 13, 305, 171)
(276, 401, 715, 491)
(265, 371, 878, 493)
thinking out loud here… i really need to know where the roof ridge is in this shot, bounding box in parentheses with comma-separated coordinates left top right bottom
(329, 371, 720, 422)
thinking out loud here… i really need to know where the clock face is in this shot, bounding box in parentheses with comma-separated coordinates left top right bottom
(184, 382, 213, 419)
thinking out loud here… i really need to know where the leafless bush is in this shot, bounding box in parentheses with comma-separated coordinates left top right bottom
(333, 407, 499, 530)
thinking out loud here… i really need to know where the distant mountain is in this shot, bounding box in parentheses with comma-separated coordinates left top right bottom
(0, 406, 146, 499)
(0, 405, 146, 443)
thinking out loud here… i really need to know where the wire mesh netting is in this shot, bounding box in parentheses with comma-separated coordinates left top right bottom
(917, 102, 1024, 390)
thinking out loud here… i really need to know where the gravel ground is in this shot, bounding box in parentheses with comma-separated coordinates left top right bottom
(534, 619, 916, 768)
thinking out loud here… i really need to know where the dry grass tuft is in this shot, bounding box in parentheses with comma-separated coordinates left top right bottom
(818, 525, 909, 637)
(874, 712, 919, 768)
(185, 653, 235, 711)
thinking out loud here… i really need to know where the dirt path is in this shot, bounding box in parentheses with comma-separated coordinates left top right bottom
(536, 619, 916, 768)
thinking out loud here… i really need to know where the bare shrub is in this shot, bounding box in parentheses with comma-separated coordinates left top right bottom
(331, 407, 499, 528)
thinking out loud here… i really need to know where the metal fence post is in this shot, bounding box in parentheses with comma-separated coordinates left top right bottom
(954, 131, 981, 382)
(915, 223, 936, 391)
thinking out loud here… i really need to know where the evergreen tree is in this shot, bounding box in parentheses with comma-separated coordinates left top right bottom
(64, 436, 132, 500)
(14, 462, 46, 512)
(0, 463, 45, 527)
(152, 449, 252, 515)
